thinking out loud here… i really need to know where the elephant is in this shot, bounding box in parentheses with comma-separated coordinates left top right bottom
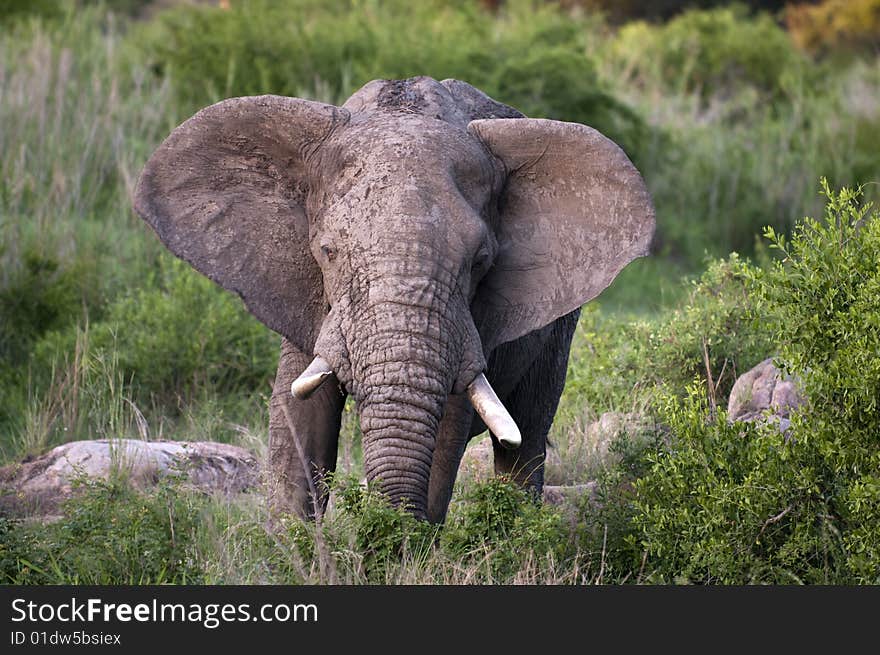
(133, 76, 655, 523)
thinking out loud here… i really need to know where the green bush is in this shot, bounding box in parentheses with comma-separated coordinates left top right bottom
(0, 250, 99, 367)
(2, 478, 202, 584)
(253, 476, 580, 584)
(611, 6, 807, 101)
(645, 254, 775, 401)
(625, 184, 880, 583)
(440, 477, 577, 581)
(753, 182, 880, 427)
(752, 182, 880, 581)
(571, 426, 669, 583)
(0, 250, 101, 440)
(33, 256, 278, 405)
(634, 388, 846, 584)
(324, 477, 438, 583)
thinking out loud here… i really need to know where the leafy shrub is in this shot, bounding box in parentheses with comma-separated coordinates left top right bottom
(326, 478, 438, 583)
(634, 388, 847, 584)
(0, 250, 102, 439)
(751, 182, 880, 581)
(440, 477, 576, 581)
(33, 256, 278, 405)
(626, 184, 880, 584)
(572, 426, 669, 583)
(0, 250, 99, 367)
(645, 254, 774, 402)
(2, 478, 202, 584)
(611, 6, 807, 101)
(247, 476, 582, 584)
(753, 182, 880, 426)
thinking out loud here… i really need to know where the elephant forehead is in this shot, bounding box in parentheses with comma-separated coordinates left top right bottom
(320, 175, 488, 253)
(328, 115, 495, 180)
(311, 117, 497, 232)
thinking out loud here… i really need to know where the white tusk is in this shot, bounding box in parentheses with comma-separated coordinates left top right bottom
(467, 373, 521, 450)
(290, 356, 334, 400)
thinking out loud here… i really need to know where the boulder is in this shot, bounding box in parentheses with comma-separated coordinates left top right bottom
(727, 358, 804, 432)
(0, 439, 258, 518)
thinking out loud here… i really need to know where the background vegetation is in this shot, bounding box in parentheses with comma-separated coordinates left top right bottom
(1, 0, 878, 584)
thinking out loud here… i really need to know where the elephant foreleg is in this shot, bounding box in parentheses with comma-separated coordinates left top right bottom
(268, 338, 345, 520)
(491, 309, 579, 495)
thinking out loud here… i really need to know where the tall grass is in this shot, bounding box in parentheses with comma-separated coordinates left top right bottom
(0, 10, 173, 277)
(0, 8, 175, 378)
(0, 10, 273, 458)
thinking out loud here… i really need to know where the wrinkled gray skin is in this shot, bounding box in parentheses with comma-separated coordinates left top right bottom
(134, 77, 655, 522)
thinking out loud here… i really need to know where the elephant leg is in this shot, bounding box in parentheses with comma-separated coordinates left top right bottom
(427, 393, 475, 524)
(491, 309, 580, 495)
(268, 338, 345, 520)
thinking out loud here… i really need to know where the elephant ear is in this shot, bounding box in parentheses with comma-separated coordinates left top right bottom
(468, 118, 655, 350)
(134, 95, 349, 352)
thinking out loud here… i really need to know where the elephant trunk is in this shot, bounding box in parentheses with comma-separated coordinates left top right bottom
(359, 384, 443, 518)
(350, 299, 460, 517)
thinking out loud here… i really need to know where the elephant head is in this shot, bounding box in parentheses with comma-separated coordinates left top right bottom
(134, 77, 654, 517)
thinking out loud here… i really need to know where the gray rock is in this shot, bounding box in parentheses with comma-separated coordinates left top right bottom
(728, 358, 804, 428)
(0, 439, 258, 517)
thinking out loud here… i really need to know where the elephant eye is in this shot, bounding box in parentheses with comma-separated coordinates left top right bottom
(472, 247, 491, 274)
(321, 245, 336, 262)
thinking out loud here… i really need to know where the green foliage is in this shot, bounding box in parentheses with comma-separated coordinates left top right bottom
(33, 257, 278, 406)
(560, 254, 773, 420)
(644, 254, 774, 400)
(612, 6, 806, 101)
(604, 8, 880, 262)
(752, 183, 880, 581)
(1, 475, 585, 585)
(633, 388, 846, 584)
(0, 251, 98, 367)
(572, 427, 668, 583)
(754, 182, 880, 427)
(0, 0, 65, 24)
(135, 0, 648, 160)
(441, 477, 576, 581)
(329, 477, 438, 582)
(2, 478, 202, 584)
(625, 185, 880, 584)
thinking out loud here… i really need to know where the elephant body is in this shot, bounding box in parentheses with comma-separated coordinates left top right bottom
(135, 76, 654, 522)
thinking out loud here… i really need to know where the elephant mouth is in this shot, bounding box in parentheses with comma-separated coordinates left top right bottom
(290, 355, 521, 449)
